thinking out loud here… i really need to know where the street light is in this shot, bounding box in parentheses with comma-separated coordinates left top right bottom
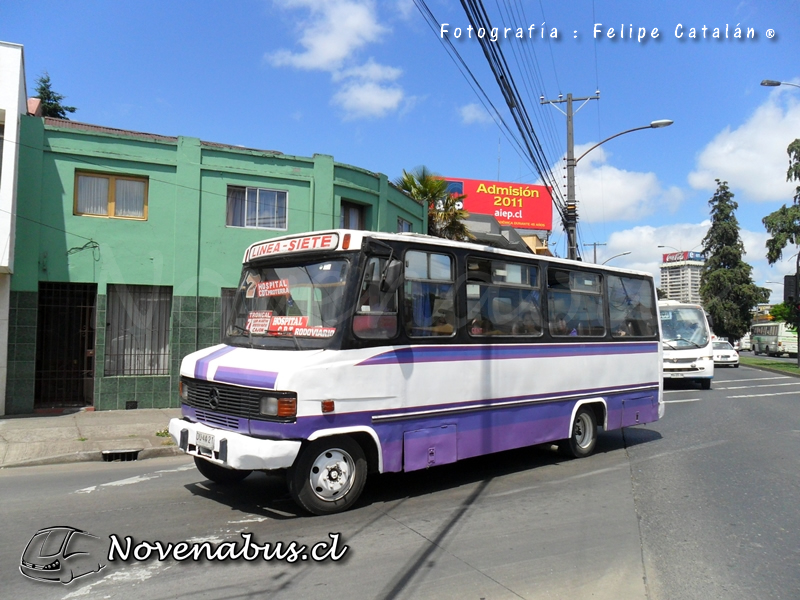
(541, 91, 673, 261)
(602, 251, 632, 265)
(576, 121, 674, 164)
(760, 80, 800, 89)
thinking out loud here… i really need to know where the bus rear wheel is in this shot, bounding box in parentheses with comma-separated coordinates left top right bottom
(194, 456, 251, 484)
(288, 437, 367, 515)
(558, 407, 597, 458)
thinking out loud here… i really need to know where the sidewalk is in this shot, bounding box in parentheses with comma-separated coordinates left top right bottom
(0, 408, 183, 468)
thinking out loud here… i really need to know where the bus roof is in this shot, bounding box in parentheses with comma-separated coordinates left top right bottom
(243, 229, 655, 279)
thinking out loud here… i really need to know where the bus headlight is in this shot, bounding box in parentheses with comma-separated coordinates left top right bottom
(260, 395, 297, 418)
(260, 396, 278, 415)
(179, 380, 189, 401)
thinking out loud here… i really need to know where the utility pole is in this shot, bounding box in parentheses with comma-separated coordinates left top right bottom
(541, 91, 600, 261)
(584, 242, 606, 264)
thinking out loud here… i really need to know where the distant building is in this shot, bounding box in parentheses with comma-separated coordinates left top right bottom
(659, 251, 705, 304)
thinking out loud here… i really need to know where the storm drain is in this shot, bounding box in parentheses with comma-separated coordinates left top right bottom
(102, 449, 141, 462)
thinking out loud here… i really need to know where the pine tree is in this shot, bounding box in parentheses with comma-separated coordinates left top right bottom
(700, 180, 770, 340)
(35, 72, 77, 119)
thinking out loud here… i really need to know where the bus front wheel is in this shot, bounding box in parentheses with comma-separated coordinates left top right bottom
(288, 436, 367, 515)
(559, 407, 597, 459)
(700, 379, 711, 390)
(194, 456, 251, 484)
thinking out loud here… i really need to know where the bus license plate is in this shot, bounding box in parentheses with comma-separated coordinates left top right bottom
(196, 431, 214, 455)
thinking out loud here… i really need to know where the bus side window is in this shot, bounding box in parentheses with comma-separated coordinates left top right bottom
(404, 251, 456, 337)
(547, 269, 606, 337)
(354, 257, 398, 340)
(466, 257, 542, 338)
(608, 275, 657, 338)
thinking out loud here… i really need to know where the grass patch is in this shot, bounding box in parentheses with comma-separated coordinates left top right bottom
(77, 436, 88, 442)
(155, 428, 170, 438)
(739, 355, 800, 376)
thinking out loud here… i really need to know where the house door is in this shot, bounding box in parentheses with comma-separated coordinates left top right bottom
(34, 283, 97, 408)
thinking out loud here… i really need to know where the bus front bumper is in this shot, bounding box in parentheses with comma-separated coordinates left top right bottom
(168, 418, 301, 471)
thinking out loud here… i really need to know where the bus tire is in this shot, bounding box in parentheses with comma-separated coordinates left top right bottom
(558, 406, 597, 459)
(700, 379, 711, 390)
(288, 436, 367, 515)
(194, 456, 251, 484)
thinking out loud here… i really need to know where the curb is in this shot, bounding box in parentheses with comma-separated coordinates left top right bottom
(0, 445, 184, 470)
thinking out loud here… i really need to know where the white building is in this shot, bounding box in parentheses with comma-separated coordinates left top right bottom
(660, 251, 705, 304)
(0, 41, 29, 415)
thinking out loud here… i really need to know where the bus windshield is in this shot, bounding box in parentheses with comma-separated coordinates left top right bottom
(660, 305, 710, 348)
(224, 257, 351, 349)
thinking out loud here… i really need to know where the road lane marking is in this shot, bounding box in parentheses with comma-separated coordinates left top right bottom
(663, 398, 701, 403)
(73, 462, 194, 494)
(717, 382, 800, 390)
(727, 391, 800, 399)
(715, 376, 791, 383)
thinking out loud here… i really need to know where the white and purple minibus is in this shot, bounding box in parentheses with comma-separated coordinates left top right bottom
(169, 230, 663, 514)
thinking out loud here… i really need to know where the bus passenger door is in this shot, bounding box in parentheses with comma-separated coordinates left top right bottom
(403, 425, 458, 471)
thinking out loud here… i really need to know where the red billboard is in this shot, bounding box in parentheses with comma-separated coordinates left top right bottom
(444, 177, 552, 230)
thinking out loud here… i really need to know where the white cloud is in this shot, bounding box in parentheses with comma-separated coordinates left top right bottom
(459, 102, 493, 125)
(268, 0, 408, 120)
(332, 80, 405, 119)
(572, 146, 685, 223)
(268, 0, 387, 71)
(333, 58, 402, 83)
(598, 221, 795, 304)
(688, 91, 800, 201)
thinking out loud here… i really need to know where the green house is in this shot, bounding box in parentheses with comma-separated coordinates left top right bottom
(6, 116, 425, 413)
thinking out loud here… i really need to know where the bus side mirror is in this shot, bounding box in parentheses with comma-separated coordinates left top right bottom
(705, 312, 714, 328)
(380, 259, 403, 293)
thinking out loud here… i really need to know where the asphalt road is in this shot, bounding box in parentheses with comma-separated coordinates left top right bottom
(1, 366, 798, 600)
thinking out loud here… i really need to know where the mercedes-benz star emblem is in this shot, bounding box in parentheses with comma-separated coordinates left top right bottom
(207, 387, 220, 410)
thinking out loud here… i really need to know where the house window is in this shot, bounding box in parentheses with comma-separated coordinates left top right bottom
(340, 201, 364, 229)
(104, 285, 172, 376)
(226, 186, 287, 229)
(75, 172, 148, 219)
(397, 218, 412, 233)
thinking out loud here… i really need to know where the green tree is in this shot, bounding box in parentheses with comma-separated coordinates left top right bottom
(393, 166, 473, 241)
(699, 180, 770, 340)
(763, 138, 800, 264)
(769, 302, 793, 323)
(35, 72, 76, 119)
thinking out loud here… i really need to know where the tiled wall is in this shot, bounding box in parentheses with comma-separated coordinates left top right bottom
(6, 291, 37, 414)
(6, 291, 223, 414)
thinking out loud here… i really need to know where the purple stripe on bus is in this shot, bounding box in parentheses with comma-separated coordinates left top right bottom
(357, 342, 659, 366)
(237, 387, 660, 472)
(194, 346, 237, 379)
(214, 367, 278, 389)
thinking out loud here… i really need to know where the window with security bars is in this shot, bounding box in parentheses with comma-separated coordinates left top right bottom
(226, 186, 287, 229)
(105, 285, 172, 376)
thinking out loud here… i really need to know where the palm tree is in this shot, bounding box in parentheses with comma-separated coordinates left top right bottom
(393, 166, 473, 241)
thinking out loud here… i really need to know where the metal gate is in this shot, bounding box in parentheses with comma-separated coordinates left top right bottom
(34, 283, 97, 408)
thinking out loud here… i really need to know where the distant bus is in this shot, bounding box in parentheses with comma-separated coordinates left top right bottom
(751, 322, 798, 357)
(170, 230, 664, 515)
(658, 300, 715, 389)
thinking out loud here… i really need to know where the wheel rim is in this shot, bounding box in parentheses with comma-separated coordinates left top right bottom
(573, 413, 593, 448)
(308, 448, 356, 502)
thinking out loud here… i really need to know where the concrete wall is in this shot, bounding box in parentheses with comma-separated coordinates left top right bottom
(0, 42, 28, 415)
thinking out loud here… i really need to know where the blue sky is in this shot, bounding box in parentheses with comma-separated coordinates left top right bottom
(2, 0, 799, 301)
